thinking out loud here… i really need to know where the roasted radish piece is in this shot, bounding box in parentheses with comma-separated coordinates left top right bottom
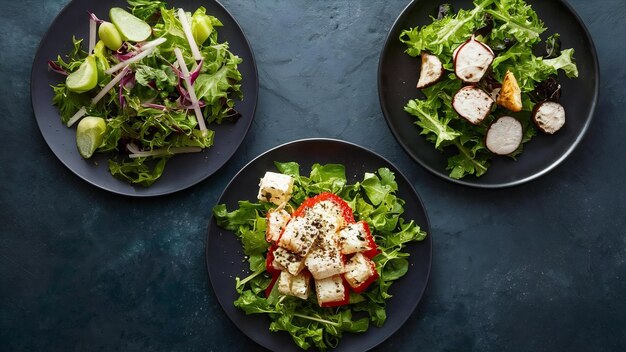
(416, 52, 444, 89)
(533, 101, 565, 134)
(485, 116, 523, 155)
(497, 71, 523, 112)
(454, 36, 495, 83)
(452, 86, 494, 124)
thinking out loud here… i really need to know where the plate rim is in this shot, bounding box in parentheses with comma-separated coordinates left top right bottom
(205, 137, 433, 351)
(377, 0, 600, 189)
(30, 0, 259, 197)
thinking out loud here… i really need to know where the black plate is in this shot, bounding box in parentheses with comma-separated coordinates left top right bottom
(206, 138, 432, 351)
(31, 0, 258, 196)
(378, 0, 599, 188)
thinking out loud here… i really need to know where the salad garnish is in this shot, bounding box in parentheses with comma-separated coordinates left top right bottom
(213, 162, 427, 350)
(48, 0, 243, 185)
(400, 0, 579, 179)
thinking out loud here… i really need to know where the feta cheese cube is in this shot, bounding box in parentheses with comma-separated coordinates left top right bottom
(278, 216, 320, 256)
(305, 230, 344, 280)
(257, 172, 294, 205)
(277, 270, 310, 300)
(266, 209, 290, 243)
(314, 275, 346, 306)
(272, 246, 305, 275)
(338, 222, 373, 255)
(343, 252, 377, 290)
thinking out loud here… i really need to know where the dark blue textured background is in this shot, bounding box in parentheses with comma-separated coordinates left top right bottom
(1, 0, 625, 351)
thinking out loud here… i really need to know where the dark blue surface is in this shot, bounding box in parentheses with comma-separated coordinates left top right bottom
(1, 0, 625, 351)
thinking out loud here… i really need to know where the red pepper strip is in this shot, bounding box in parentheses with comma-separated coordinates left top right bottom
(350, 257, 379, 293)
(292, 192, 355, 224)
(265, 245, 282, 275)
(265, 272, 280, 298)
(319, 278, 351, 308)
(359, 221, 380, 258)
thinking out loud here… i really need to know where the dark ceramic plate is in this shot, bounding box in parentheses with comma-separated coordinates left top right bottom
(378, 0, 599, 188)
(31, 0, 258, 196)
(206, 138, 432, 351)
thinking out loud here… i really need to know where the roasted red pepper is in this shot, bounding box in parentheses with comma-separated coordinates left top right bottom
(265, 245, 281, 276)
(265, 273, 280, 298)
(359, 221, 380, 258)
(292, 192, 355, 224)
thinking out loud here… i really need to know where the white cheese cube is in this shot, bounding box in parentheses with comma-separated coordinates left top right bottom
(272, 246, 305, 275)
(314, 275, 346, 306)
(338, 222, 373, 255)
(257, 172, 294, 205)
(343, 252, 377, 290)
(305, 230, 344, 280)
(278, 216, 320, 256)
(277, 270, 310, 300)
(266, 209, 290, 242)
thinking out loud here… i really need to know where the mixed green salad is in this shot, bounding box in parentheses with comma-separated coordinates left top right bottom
(400, 0, 579, 179)
(49, 0, 242, 185)
(213, 162, 427, 350)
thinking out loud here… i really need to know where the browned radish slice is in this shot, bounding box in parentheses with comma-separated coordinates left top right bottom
(416, 52, 444, 89)
(533, 101, 565, 134)
(497, 71, 523, 112)
(454, 36, 495, 83)
(486, 116, 523, 155)
(452, 86, 494, 124)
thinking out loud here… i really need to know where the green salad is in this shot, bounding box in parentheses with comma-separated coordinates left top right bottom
(48, 0, 242, 185)
(213, 162, 428, 350)
(400, 0, 579, 179)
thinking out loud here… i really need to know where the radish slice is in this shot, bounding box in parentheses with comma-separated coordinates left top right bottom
(416, 52, 444, 89)
(173, 48, 207, 133)
(66, 107, 87, 127)
(454, 36, 494, 83)
(452, 86, 494, 124)
(532, 101, 565, 134)
(177, 8, 203, 62)
(485, 116, 523, 155)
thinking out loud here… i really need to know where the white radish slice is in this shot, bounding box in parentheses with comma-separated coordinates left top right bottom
(454, 36, 494, 83)
(452, 86, 494, 124)
(177, 8, 203, 62)
(174, 48, 207, 134)
(416, 52, 444, 89)
(486, 116, 523, 155)
(533, 101, 565, 134)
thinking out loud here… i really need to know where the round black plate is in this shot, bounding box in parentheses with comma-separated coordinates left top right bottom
(378, 0, 599, 188)
(206, 138, 432, 351)
(31, 0, 258, 196)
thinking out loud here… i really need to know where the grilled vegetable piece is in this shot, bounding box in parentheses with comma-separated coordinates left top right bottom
(315, 275, 350, 307)
(454, 36, 495, 83)
(257, 172, 294, 205)
(485, 116, 523, 155)
(416, 52, 444, 89)
(533, 101, 566, 134)
(452, 86, 494, 124)
(343, 253, 379, 293)
(266, 209, 290, 243)
(277, 270, 311, 300)
(497, 71, 523, 112)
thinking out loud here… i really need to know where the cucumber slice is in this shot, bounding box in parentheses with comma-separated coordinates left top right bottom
(109, 7, 151, 42)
